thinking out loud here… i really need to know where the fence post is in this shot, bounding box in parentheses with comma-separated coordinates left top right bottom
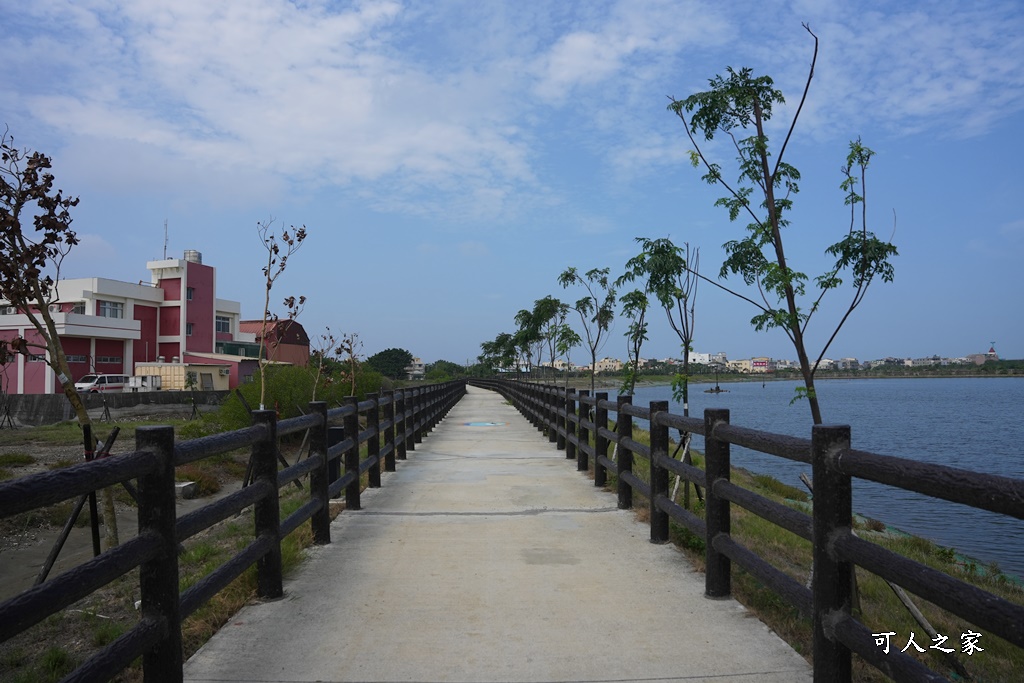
(594, 392, 608, 487)
(343, 396, 361, 511)
(383, 390, 396, 472)
(576, 389, 589, 472)
(412, 388, 423, 445)
(565, 388, 577, 460)
(547, 386, 558, 443)
(555, 386, 567, 451)
(812, 424, 853, 682)
(649, 401, 670, 544)
(307, 401, 331, 544)
(252, 409, 283, 599)
(135, 425, 182, 679)
(616, 395, 633, 510)
(396, 390, 408, 460)
(704, 408, 730, 599)
(404, 388, 414, 447)
(530, 384, 543, 432)
(534, 384, 546, 433)
(328, 426, 344, 498)
(366, 393, 381, 488)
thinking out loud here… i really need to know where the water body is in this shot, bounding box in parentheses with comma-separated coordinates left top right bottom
(624, 377, 1024, 578)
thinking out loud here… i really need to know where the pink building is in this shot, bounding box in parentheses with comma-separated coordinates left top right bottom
(0, 251, 247, 394)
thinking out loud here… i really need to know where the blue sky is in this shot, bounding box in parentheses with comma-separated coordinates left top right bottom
(3, 0, 1022, 365)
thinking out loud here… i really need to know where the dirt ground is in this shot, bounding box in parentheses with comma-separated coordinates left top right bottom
(0, 403, 226, 602)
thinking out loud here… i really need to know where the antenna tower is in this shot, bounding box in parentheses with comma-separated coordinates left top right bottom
(163, 220, 168, 259)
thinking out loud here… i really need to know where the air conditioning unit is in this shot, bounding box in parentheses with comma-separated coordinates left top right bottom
(48, 304, 60, 313)
(219, 367, 230, 376)
(2, 306, 16, 315)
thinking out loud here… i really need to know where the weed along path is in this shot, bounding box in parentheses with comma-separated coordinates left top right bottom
(183, 385, 811, 683)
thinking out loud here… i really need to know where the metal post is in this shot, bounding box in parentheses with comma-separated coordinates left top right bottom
(812, 424, 853, 682)
(704, 408, 730, 599)
(649, 401, 670, 544)
(594, 392, 608, 487)
(616, 395, 633, 510)
(252, 410, 283, 599)
(135, 425, 182, 680)
(307, 401, 331, 544)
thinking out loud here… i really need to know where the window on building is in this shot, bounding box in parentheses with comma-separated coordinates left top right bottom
(71, 302, 86, 314)
(97, 300, 123, 318)
(186, 322, 194, 336)
(216, 316, 231, 334)
(65, 354, 87, 363)
(96, 356, 123, 364)
(186, 287, 195, 301)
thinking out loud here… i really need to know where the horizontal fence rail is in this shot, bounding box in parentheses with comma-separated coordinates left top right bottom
(470, 378, 1024, 683)
(0, 380, 466, 682)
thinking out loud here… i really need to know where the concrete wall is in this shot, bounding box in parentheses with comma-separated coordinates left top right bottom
(2, 390, 229, 427)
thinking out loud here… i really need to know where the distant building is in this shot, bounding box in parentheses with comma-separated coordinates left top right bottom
(727, 359, 752, 373)
(238, 319, 310, 367)
(594, 357, 623, 373)
(405, 357, 425, 380)
(0, 250, 253, 393)
(966, 346, 999, 365)
(750, 357, 775, 374)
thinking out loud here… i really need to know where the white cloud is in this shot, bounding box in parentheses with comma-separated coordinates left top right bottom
(4, 0, 1022, 225)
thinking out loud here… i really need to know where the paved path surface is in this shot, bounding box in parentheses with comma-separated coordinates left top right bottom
(183, 385, 811, 683)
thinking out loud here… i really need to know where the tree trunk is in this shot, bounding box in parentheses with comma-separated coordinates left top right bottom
(54, 339, 121, 548)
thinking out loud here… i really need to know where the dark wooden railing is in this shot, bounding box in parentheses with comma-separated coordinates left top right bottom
(471, 378, 1024, 683)
(0, 380, 465, 682)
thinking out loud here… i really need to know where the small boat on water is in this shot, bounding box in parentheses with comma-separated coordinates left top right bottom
(704, 367, 729, 393)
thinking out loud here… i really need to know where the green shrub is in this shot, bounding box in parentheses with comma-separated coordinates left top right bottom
(213, 364, 385, 433)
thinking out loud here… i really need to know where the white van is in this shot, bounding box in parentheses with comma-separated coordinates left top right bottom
(74, 374, 130, 393)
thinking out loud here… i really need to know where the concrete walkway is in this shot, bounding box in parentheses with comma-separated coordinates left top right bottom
(183, 385, 811, 683)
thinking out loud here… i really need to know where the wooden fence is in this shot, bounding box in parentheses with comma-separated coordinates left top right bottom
(0, 380, 466, 682)
(471, 378, 1024, 683)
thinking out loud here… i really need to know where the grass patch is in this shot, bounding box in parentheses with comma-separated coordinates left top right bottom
(0, 453, 35, 467)
(175, 463, 221, 496)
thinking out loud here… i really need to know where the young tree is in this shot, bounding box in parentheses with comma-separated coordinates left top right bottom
(0, 129, 120, 547)
(557, 266, 616, 395)
(617, 289, 649, 396)
(309, 327, 340, 402)
(336, 331, 363, 396)
(618, 238, 700, 415)
(554, 323, 582, 389)
(531, 295, 569, 380)
(513, 308, 541, 376)
(667, 25, 897, 424)
(256, 219, 307, 409)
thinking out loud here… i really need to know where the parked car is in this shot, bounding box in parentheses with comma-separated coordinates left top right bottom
(74, 374, 129, 393)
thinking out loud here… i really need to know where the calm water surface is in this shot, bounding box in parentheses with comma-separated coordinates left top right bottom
(626, 378, 1024, 577)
